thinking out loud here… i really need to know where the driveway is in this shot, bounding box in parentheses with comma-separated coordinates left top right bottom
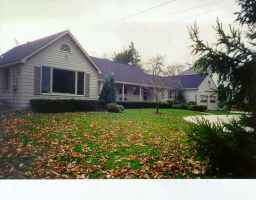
(184, 114, 241, 125)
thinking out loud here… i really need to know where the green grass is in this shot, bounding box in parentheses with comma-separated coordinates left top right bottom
(0, 109, 207, 179)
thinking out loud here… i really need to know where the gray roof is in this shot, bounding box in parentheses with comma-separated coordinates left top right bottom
(179, 68, 196, 75)
(91, 57, 152, 85)
(169, 74, 206, 89)
(0, 31, 206, 89)
(0, 31, 67, 66)
(91, 57, 206, 89)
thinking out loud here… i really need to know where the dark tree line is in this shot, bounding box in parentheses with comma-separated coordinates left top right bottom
(113, 42, 141, 68)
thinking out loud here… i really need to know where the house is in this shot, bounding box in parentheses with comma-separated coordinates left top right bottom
(0, 30, 218, 110)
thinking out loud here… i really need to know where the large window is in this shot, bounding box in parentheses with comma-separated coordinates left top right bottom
(77, 72, 85, 95)
(3, 68, 10, 90)
(200, 95, 208, 103)
(53, 68, 75, 94)
(42, 66, 51, 93)
(210, 95, 217, 103)
(41, 66, 86, 95)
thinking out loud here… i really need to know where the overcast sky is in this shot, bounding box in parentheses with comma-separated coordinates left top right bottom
(0, 0, 240, 66)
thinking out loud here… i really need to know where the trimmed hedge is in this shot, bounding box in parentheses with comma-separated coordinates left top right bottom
(30, 99, 208, 113)
(30, 99, 104, 113)
(106, 103, 125, 113)
(173, 104, 207, 112)
(188, 105, 207, 112)
(117, 101, 173, 109)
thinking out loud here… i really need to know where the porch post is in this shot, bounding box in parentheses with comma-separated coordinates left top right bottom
(122, 84, 125, 101)
(139, 87, 143, 101)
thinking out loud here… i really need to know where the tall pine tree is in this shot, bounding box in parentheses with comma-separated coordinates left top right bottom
(188, 0, 256, 177)
(189, 0, 256, 129)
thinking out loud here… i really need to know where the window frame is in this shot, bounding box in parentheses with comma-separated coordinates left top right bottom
(3, 68, 10, 91)
(119, 87, 127, 95)
(40, 66, 86, 96)
(52, 68, 76, 94)
(133, 87, 140, 95)
(209, 95, 217, 103)
(77, 71, 85, 95)
(200, 95, 208, 103)
(41, 66, 51, 94)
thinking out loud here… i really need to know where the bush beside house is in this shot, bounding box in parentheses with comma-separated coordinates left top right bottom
(99, 75, 116, 105)
(30, 99, 208, 113)
(106, 103, 125, 113)
(117, 101, 173, 109)
(30, 99, 103, 113)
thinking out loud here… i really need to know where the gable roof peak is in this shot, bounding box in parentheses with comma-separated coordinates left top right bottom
(0, 30, 69, 66)
(0, 30, 101, 73)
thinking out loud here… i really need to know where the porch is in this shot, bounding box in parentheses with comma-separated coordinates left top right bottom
(115, 83, 170, 102)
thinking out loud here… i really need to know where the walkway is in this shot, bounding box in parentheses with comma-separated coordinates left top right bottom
(184, 114, 241, 125)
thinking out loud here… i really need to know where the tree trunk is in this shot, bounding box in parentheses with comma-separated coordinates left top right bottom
(156, 93, 160, 114)
(156, 103, 159, 114)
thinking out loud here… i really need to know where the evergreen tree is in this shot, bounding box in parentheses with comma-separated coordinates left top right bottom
(188, 0, 256, 177)
(189, 0, 256, 128)
(113, 42, 141, 67)
(99, 74, 116, 105)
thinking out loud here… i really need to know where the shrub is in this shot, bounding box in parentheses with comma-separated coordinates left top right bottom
(30, 99, 103, 113)
(171, 103, 207, 112)
(176, 91, 185, 104)
(166, 100, 174, 107)
(117, 101, 172, 109)
(187, 101, 196, 105)
(172, 103, 186, 109)
(99, 75, 116, 105)
(188, 118, 256, 178)
(106, 103, 124, 113)
(189, 105, 207, 112)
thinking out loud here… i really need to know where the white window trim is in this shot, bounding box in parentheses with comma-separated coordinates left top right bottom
(75, 72, 78, 95)
(200, 95, 208, 103)
(41, 93, 86, 97)
(3, 68, 10, 92)
(40, 66, 86, 96)
(209, 95, 217, 103)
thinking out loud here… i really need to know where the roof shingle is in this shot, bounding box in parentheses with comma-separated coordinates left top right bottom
(92, 57, 206, 89)
(91, 57, 152, 85)
(0, 31, 67, 66)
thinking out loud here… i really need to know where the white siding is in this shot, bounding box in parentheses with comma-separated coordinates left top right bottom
(16, 35, 99, 108)
(196, 76, 218, 110)
(183, 89, 197, 103)
(160, 89, 169, 102)
(0, 66, 21, 105)
(182, 76, 218, 110)
(0, 68, 5, 93)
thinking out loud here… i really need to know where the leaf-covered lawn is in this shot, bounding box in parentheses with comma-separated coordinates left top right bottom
(0, 109, 207, 179)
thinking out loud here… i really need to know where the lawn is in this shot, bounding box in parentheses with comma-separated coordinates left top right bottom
(0, 109, 207, 179)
